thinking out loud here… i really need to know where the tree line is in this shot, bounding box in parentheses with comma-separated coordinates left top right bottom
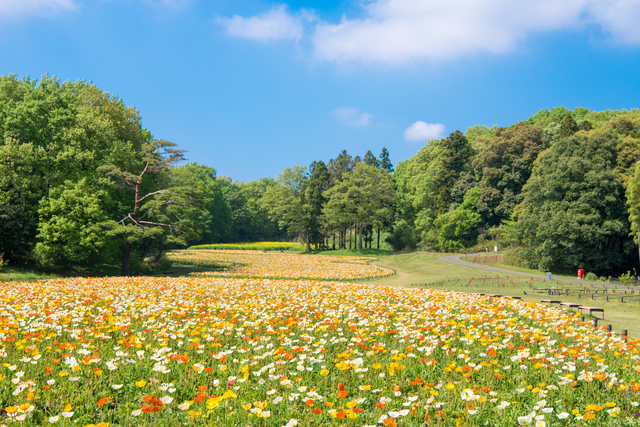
(2, 75, 640, 276)
(262, 148, 396, 253)
(0, 75, 285, 275)
(394, 108, 640, 275)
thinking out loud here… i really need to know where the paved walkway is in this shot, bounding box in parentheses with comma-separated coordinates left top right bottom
(439, 254, 640, 290)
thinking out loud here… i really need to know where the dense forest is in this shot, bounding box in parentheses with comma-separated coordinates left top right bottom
(2, 75, 640, 276)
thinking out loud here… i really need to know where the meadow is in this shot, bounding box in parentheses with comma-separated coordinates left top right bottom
(2, 250, 640, 425)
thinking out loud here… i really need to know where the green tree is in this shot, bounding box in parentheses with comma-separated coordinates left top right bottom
(433, 131, 474, 213)
(433, 188, 482, 251)
(518, 131, 633, 274)
(559, 115, 579, 138)
(33, 179, 113, 270)
(327, 150, 354, 183)
(99, 141, 204, 275)
(363, 150, 380, 168)
(217, 178, 284, 242)
(323, 163, 396, 250)
(172, 163, 232, 244)
(379, 147, 393, 172)
(263, 166, 311, 251)
(473, 122, 546, 226)
(306, 161, 331, 249)
(0, 75, 150, 264)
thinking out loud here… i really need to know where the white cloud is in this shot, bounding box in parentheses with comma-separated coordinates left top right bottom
(404, 121, 446, 141)
(331, 107, 373, 127)
(310, 0, 640, 63)
(0, 0, 76, 19)
(217, 5, 303, 42)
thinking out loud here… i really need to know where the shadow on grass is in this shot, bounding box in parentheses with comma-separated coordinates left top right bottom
(303, 248, 395, 257)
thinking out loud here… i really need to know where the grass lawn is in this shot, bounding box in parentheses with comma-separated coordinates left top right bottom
(0, 265, 60, 282)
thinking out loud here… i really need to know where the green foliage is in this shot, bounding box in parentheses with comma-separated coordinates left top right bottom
(323, 163, 396, 250)
(586, 272, 598, 281)
(327, 150, 354, 183)
(263, 165, 311, 250)
(363, 150, 380, 168)
(171, 163, 231, 244)
(99, 140, 208, 275)
(0, 75, 153, 266)
(306, 161, 331, 247)
(433, 188, 482, 251)
(465, 124, 497, 151)
(473, 121, 546, 226)
(217, 177, 285, 243)
(434, 130, 474, 213)
(518, 131, 634, 274)
(379, 147, 393, 172)
(558, 115, 579, 138)
(33, 179, 113, 270)
(385, 219, 416, 251)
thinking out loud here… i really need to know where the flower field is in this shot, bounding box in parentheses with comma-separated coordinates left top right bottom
(167, 249, 396, 280)
(189, 243, 306, 252)
(2, 274, 640, 426)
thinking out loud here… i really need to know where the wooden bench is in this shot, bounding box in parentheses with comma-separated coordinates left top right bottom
(541, 300, 561, 306)
(487, 294, 502, 298)
(560, 302, 580, 312)
(578, 306, 604, 319)
(504, 296, 522, 300)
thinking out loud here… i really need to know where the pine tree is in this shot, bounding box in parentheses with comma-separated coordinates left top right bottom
(379, 147, 394, 172)
(434, 131, 473, 213)
(364, 150, 380, 168)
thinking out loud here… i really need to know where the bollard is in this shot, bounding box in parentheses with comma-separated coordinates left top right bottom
(581, 316, 585, 322)
(593, 318, 598, 327)
(606, 325, 612, 332)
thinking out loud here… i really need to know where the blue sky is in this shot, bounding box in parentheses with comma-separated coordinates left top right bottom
(2, 0, 640, 181)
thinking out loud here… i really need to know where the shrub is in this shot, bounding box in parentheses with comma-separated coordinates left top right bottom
(586, 272, 598, 281)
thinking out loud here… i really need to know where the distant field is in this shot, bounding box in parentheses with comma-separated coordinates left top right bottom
(167, 248, 395, 281)
(189, 242, 305, 251)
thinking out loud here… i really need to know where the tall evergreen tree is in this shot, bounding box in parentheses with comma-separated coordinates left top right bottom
(327, 150, 354, 183)
(363, 150, 380, 168)
(379, 147, 394, 172)
(433, 131, 473, 213)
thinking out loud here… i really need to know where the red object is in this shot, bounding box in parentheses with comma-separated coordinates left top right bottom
(578, 269, 585, 279)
